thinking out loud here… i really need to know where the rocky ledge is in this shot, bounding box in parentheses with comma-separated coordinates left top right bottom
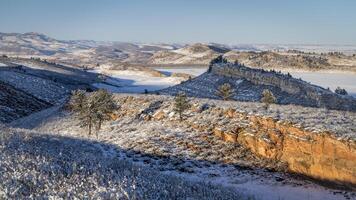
(111, 94, 356, 187)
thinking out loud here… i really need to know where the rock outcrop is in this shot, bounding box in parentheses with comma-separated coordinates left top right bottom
(111, 95, 356, 187)
(160, 62, 356, 111)
(216, 111, 356, 186)
(210, 62, 356, 111)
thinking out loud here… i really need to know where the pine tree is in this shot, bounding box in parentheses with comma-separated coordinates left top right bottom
(69, 89, 116, 137)
(216, 83, 234, 101)
(261, 89, 276, 109)
(174, 92, 190, 121)
(335, 87, 348, 95)
(68, 90, 86, 114)
(90, 89, 116, 134)
(209, 55, 227, 65)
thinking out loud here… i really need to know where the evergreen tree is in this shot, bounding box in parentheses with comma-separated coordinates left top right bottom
(174, 92, 190, 121)
(261, 89, 276, 109)
(209, 55, 227, 65)
(69, 89, 116, 137)
(335, 87, 348, 95)
(90, 89, 116, 133)
(216, 83, 235, 101)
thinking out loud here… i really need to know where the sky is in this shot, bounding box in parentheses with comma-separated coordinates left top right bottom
(0, 0, 355, 44)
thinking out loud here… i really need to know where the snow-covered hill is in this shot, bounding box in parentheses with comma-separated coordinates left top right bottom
(149, 43, 229, 65)
(0, 81, 51, 123)
(5, 94, 354, 199)
(0, 32, 179, 66)
(159, 61, 356, 111)
(2, 32, 356, 71)
(0, 126, 244, 199)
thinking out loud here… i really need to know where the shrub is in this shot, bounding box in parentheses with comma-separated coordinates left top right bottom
(261, 89, 276, 109)
(335, 87, 348, 95)
(216, 83, 234, 101)
(174, 92, 190, 121)
(68, 89, 116, 137)
(209, 55, 227, 65)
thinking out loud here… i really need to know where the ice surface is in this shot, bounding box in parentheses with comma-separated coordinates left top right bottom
(154, 66, 207, 76)
(288, 71, 356, 97)
(0, 62, 8, 67)
(91, 69, 186, 93)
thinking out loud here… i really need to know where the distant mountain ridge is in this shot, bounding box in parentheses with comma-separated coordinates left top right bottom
(1, 32, 356, 71)
(0, 32, 178, 64)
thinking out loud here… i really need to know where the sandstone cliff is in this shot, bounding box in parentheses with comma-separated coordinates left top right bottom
(110, 95, 356, 187)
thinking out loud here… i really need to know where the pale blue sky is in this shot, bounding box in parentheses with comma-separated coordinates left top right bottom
(0, 0, 355, 44)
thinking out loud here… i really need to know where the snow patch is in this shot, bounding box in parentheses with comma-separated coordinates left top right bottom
(91, 69, 186, 93)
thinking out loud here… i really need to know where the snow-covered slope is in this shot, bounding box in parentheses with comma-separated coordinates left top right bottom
(149, 43, 229, 65)
(9, 94, 354, 199)
(0, 32, 95, 56)
(0, 126, 244, 199)
(2, 32, 356, 72)
(0, 32, 179, 66)
(159, 62, 356, 111)
(0, 81, 51, 123)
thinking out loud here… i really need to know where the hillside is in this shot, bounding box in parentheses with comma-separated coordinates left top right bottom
(5, 94, 355, 199)
(1, 56, 355, 198)
(0, 32, 96, 56)
(160, 61, 356, 111)
(0, 126, 243, 199)
(0, 32, 177, 67)
(0, 81, 51, 123)
(149, 44, 356, 72)
(224, 51, 356, 72)
(149, 43, 228, 65)
(2, 32, 356, 72)
(0, 57, 98, 103)
(0, 57, 99, 122)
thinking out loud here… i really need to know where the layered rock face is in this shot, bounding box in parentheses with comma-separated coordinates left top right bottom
(210, 62, 356, 111)
(214, 111, 356, 185)
(113, 95, 356, 187)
